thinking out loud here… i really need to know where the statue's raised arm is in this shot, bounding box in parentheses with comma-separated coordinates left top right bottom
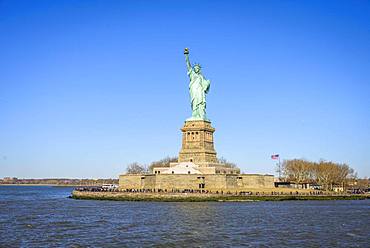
(184, 48, 192, 73)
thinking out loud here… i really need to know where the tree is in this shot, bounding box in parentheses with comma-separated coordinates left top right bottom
(314, 160, 355, 190)
(282, 159, 314, 184)
(282, 158, 357, 191)
(126, 162, 148, 174)
(148, 156, 178, 173)
(314, 160, 336, 190)
(218, 157, 238, 168)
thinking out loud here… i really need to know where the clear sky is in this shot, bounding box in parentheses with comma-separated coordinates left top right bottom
(1, 0, 369, 179)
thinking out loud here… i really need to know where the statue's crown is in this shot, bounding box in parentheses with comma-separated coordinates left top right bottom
(193, 63, 201, 68)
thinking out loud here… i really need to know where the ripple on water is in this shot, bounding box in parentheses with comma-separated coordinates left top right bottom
(0, 186, 369, 247)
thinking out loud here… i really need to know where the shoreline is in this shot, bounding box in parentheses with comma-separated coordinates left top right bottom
(71, 190, 370, 202)
(0, 184, 90, 187)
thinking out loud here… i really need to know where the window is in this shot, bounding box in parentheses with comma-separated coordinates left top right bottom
(172, 171, 174, 174)
(158, 171, 160, 174)
(199, 183, 205, 189)
(190, 159, 193, 162)
(188, 171, 191, 174)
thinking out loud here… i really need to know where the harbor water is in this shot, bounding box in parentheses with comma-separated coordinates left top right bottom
(0, 186, 369, 247)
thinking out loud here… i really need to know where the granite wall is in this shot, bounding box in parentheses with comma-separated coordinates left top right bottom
(119, 174, 274, 191)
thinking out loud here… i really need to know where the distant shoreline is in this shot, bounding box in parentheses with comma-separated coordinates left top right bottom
(0, 179, 118, 186)
(0, 184, 83, 187)
(71, 190, 370, 202)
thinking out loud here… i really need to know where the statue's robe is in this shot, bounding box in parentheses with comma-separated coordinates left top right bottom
(188, 69, 210, 118)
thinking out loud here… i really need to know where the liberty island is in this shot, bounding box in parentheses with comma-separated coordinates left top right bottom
(72, 49, 368, 201)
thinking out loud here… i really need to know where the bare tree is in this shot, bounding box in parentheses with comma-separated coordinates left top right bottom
(314, 160, 335, 190)
(126, 162, 148, 175)
(282, 158, 357, 190)
(148, 156, 178, 172)
(218, 157, 238, 168)
(332, 163, 355, 189)
(282, 159, 314, 184)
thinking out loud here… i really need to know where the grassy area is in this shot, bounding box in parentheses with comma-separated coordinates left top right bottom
(71, 191, 369, 202)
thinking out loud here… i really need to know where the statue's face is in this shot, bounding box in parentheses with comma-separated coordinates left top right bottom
(194, 65, 200, 73)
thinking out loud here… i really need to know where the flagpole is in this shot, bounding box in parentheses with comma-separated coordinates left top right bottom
(272, 154, 281, 180)
(278, 156, 281, 180)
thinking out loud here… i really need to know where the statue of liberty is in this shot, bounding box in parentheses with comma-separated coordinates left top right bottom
(184, 48, 211, 121)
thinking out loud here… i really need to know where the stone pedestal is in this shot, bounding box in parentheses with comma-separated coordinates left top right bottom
(178, 120, 218, 164)
(152, 119, 240, 175)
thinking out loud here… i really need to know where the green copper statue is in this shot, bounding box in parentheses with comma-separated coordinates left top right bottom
(184, 48, 211, 121)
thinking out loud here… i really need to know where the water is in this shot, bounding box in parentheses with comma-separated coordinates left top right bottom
(0, 186, 369, 247)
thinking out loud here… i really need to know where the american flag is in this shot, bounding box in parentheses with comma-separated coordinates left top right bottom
(271, 154, 279, 160)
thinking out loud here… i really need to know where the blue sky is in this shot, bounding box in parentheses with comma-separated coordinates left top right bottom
(0, 0, 369, 178)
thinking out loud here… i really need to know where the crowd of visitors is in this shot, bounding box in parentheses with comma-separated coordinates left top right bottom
(74, 186, 346, 196)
